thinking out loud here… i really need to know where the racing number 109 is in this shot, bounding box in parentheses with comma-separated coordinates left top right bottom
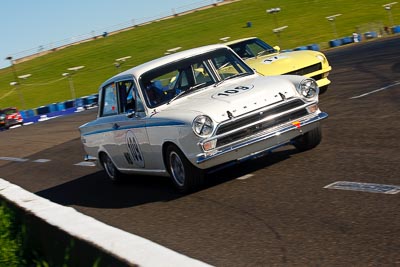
(217, 85, 253, 97)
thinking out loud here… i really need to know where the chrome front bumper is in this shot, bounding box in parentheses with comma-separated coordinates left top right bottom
(195, 112, 328, 169)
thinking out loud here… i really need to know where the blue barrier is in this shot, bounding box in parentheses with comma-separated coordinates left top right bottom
(87, 94, 99, 106)
(341, 36, 353, 45)
(329, 39, 342, 47)
(48, 103, 58, 112)
(20, 109, 36, 119)
(364, 31, 377, 39)
(57, 102, 66, 111)
(392, 25, 400, 34)
(307, 44, 320, 51)
(64, 100, 75, 109)
(75, 98, 84, 107)
(36, 106, 50, 115)
(23, 115, 41, 124)
(294, 46, 308, 51)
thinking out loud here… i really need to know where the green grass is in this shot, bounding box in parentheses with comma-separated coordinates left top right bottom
(0, 201, 102, 267)
(0, 201, 26, 266)
(0, 0, 398, 109)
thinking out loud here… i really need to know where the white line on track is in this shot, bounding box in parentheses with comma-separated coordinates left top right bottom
(237, 174, 254, 180)
(0, 156, 29, 162)
(32, 159, 51, 163)
(349, 81, 400, 99)
(74, 161, 96, 167)
(324, 181, 400, 194)
(0, 157, 94, 167)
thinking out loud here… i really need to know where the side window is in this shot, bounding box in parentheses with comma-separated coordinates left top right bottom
(117, 80, 134, 114)
(117, 80, 145, 114)
(101, 83, 118, 117)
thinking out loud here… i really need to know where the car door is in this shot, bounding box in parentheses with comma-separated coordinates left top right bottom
(110, 79, 151, 170)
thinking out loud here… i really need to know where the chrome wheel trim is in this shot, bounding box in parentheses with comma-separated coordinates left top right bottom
(103, 155, 116, 180)
(169, 151, 185, 187)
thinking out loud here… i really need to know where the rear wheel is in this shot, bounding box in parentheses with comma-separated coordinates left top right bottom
(293, 123, 322, 152)
(166, 145, 204, 193)
(100, 153, 124, 183)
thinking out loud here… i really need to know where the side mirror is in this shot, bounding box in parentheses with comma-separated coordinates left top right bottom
(126, 110, 136, 118)
(273, 46, 281, 53)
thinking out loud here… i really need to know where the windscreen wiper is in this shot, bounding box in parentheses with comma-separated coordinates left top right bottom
(167, 82, 207, 105)
(214, 72, 251, 87)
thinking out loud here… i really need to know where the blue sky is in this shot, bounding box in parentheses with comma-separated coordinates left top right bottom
(1, 0, 215, 69)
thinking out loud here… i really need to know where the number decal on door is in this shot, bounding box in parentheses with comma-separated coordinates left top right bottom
(126, 130, 145, 168)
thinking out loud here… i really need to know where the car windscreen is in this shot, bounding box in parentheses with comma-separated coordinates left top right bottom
(139, 48, 253, 108)
(229, 39, 276, 58)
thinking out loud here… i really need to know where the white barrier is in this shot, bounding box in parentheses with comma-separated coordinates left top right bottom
(0, 178, 212, 267)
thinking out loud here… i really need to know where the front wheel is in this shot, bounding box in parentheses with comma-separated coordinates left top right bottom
(319, 85, 328, 94)
(166, 145, 204, 193)
(100, 153, 125, 183)
(293, 123, 322, 152)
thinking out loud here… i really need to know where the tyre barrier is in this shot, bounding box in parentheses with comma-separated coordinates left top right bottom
(341, 36, 353, 45)
(294, 46, 308, 51)
(392, 25, 400, 34)
(364, 31, 377, 39)
(48, 103, 58, 113)
(64, 100, 75, 109)
(329, 39, 343, 47)
(20, 109, 36, 120)
(36, 106, 50, 115)
(17, 94, 99, 126)
(307, 44, 320, 51)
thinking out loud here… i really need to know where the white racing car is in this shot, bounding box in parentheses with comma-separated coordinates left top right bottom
(79, 44, 328, 192)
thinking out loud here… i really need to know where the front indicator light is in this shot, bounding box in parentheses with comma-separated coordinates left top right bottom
(202, 139, 217, 151)
(307, 104, 319, 113)
(292, 121, 301, 129)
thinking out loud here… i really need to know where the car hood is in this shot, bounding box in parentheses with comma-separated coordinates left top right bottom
(158, 75, 299, 123)
(246, 50, 321, 75)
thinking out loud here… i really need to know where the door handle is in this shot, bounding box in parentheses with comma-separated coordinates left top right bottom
(112, 123, 120, 129)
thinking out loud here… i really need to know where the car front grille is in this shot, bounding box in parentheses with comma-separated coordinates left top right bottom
(282, 63, 322, 76)
(214, 99, 308, 147)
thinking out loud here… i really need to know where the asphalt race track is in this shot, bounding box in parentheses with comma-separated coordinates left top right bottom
(1, 36, 399, 266)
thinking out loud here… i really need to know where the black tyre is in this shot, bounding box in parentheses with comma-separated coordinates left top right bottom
(293, 123, 322, 152)
(319, 85, 328, 94)
(100, 153, 125, 183)
(166, 145, 204, 193)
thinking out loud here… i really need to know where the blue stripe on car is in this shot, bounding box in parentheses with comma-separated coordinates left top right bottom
(82, 121, 186, 136)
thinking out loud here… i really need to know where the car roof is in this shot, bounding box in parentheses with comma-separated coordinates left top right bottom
(0, 107, 18, 112)
(101, 44, 231, 86)
(223, 37, 258, 46)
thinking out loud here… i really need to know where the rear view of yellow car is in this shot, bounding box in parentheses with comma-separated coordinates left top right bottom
(226, 37, 331, 93)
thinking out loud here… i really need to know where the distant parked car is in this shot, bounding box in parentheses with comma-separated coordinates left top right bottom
(79, 44, 328, 192)
(225, 37, 332, 93)
(0, 107, 23, 129)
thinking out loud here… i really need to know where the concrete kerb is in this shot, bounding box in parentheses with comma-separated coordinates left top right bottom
(0, 178, 212, 267)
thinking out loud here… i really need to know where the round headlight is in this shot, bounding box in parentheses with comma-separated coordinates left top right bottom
(192, 115, 214, 137)
(298, 79, 319, 100)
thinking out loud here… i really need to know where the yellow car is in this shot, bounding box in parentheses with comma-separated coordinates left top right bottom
(225, 37, 332, 93)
